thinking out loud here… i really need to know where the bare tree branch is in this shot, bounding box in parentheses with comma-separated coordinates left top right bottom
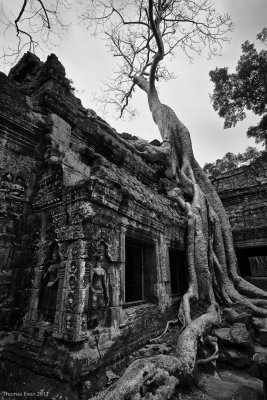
(81, 0, 233, 117)
(1, 0, 70, 65)
(1, 0, 233, 116)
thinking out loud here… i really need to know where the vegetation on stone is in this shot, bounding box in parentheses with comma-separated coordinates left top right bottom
(210, 29, 267, 148)
(0, 2, 267, 400)
(203, 147, 264, 178)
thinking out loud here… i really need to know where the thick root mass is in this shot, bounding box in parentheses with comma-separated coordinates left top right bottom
(92, 356, 179, 400)
(96, 62, 267, 398)
(94, 104, 267, 399)
(92, 307, 220, 400)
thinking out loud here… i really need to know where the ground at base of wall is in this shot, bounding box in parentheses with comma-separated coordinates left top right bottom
(0, 368, 263, 400)
(107, 325, 265, 400)
(0, 326, 265, 400)
(176, 369, 263, 400)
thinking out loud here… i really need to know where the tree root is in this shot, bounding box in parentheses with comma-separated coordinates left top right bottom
(94, 63, 267, 399)
(91, 355, 181, 400)
(150, 318, 179, 342)
(196, 351, 219, 365)
(196, 335, 219, 365)
(250, 299, 267, 307)
(234, 277, 267, 300)
(92, 306, 220, 400)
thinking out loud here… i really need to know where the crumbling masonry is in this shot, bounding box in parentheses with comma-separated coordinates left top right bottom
(0, 53, 266, 399)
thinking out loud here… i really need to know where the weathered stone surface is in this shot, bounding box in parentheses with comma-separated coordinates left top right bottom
(213, 157, 267, 281)
(0, 51, 266, 400)
(214, 327, 232, 345)
(214, 324, 252, 348)
(196, 370, 263, 400)
(230, 323, 253, 349)
(215, 323, 254, 368)
(0, 53, 188, 398)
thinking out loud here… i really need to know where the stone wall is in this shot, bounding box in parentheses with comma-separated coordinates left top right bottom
(0, 53, 187, 398)
(212, 156, 267, 284)
(1, 51, 266, 399)
(0, 68, 43, 328)
(213, 156, 267, 246)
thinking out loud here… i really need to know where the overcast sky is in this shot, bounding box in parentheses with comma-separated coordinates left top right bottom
(1, 0, 266, 166)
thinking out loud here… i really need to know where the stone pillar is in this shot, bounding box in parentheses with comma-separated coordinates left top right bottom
(109, 227, 125, 331)
(119, 226, 126, 306)
(54, 240, 88, 341)
(156, 234, 172, 312)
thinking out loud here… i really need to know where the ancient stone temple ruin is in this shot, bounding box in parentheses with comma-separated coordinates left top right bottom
(1, 52, 267, 400)
(0, 53, 188, 398)
(213, 158, 267, 291)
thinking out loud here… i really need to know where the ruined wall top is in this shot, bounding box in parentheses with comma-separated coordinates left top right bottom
(212, 154, 267, 195)
(0, 52, 187, 337)
(212, 155, 267, 248)
(1, 52, 168, 186)
(0, 52, 186, 223)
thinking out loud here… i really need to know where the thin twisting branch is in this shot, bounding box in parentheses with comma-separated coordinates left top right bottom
(81, 0, 233, 117)
(14, 0, 28, 32)
(148, 0, 165, 91)
(36, 0, 51, 28)
(1, 0, 70, 64)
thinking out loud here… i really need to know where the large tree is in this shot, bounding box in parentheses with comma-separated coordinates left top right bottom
(2, 2, 267, 399)
(210, 29, 267, 148)
(82, 3, 267, 398)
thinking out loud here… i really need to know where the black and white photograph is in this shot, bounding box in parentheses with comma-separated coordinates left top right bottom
(0, 1, 267, 399)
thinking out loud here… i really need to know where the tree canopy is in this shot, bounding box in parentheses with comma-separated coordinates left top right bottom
(210, 29, 267, 148)
(203, 146, 264, 178)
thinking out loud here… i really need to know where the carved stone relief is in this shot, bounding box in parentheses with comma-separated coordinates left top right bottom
(38, 241, 60, 325)
(87, 241, 110, 329)
(0, 147, 37, 321)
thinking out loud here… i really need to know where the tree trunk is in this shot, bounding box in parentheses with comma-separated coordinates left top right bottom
(92, 88, 267, 400)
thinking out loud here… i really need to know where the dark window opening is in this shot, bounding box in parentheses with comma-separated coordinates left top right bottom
(169, 249, 187, 296)
(125, 237, 157, 304)
(236, 246, 267, 277)
(125, 243, 143, 302)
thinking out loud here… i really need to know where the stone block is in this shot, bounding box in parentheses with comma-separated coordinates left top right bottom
(230, 323, 254, 352)
(109, 306, 121, 329)
(214, 327, 231, 345)
(197, 371, 263, 400)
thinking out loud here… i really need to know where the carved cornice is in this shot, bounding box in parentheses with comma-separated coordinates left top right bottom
(0, 112, 43, 156)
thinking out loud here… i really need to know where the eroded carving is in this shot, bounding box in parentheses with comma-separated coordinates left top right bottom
(87, 241, 111, 328)
(38, 241, 60, 324)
